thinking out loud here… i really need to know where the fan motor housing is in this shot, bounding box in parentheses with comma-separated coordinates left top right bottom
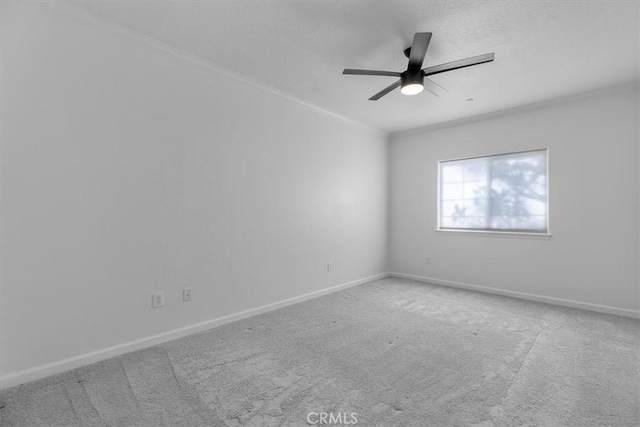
(401, 70, 424, 88)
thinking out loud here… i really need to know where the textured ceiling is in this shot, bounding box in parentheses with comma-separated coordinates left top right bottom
(67, 1, 639, 133)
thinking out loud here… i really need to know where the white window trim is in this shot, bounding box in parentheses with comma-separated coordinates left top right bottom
(436, 148, 551, 236)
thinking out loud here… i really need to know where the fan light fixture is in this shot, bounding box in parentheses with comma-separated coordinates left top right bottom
(400, 71, 424, 96)
(342, 32, 495, 101)
(401, 83, 424, 96)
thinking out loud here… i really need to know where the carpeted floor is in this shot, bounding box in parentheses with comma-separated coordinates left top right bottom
(1, 277, 639, 426)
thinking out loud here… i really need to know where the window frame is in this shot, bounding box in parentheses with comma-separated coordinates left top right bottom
(436, 148, 550, 236)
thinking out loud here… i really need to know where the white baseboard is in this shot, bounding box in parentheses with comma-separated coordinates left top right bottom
(389, 272, 640, 319)
(0, 272, 389, 390)
(4, 271, 634, 390)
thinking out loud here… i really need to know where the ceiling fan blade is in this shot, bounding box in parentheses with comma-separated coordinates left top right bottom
(343, 69, 402, 77)
(369, 80, 401, 101)
(423, 78, 448, 97)
(422, 53, 495, 77)
(408, 32, 432, 70)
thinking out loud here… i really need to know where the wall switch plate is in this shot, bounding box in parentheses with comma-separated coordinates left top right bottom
(182, 288, 192, 302)
(152, 292, 164, 308)
(327, 262, 333, 272)
(425, 256, 431, 265)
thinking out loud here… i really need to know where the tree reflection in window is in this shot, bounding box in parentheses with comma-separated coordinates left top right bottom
(440, 150, 547, 233)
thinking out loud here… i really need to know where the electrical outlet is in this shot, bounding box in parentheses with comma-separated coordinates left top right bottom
(152, 292, 164, 308)
(182, 288, 192, 302)
(327, 262, 333, 272)
(425, 256, 431, 265)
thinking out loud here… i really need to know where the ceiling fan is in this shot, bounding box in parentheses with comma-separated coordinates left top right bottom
(343, 32, 495, 101)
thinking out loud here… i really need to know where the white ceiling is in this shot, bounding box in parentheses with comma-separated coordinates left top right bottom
(67, 1, 639, 133)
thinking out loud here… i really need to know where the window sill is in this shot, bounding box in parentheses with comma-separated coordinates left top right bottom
(435, 229, 552, 240)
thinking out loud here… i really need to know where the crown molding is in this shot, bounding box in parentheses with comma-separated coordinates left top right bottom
(392, 80, 639, 138)
(22, 0, 387, 138)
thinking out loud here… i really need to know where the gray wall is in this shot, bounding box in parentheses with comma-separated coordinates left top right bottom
(1, 3, 388, 378)
(389, 85, 639, 314)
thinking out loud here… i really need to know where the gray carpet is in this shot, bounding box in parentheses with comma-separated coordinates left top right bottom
(1, 277, 639, 426)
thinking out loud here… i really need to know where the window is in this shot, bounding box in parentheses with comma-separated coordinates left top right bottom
(438, 149, 548, 234)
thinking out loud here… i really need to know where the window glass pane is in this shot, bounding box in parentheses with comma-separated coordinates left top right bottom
(440, 216, 456, 228)
(459, 216, 487, 228)
(438, 149, 548, 233)
(441, 183, 464, 200)
(463, 180, 485, 199)
(490, 215, 515, 230)
(516, 215, 546, 230)
(463, 198, 486, 218)
(525, 199, 546, 216)
(441, 200, 465, 217)
(442, 215, 483, 228)
(441, 164, 464, 183)
(463, 158, 488, 181)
